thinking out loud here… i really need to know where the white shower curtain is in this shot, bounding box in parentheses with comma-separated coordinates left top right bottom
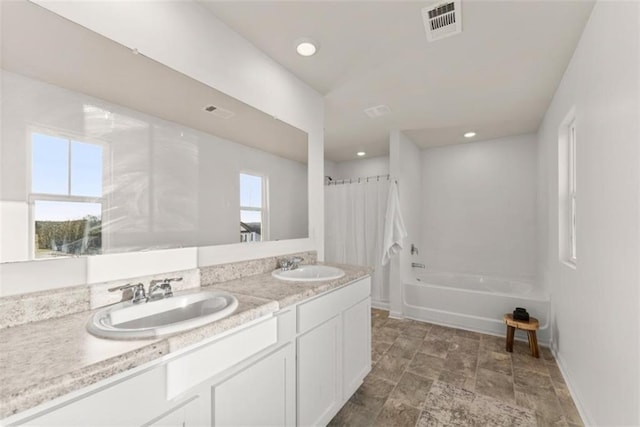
(325, 179, 390, 305)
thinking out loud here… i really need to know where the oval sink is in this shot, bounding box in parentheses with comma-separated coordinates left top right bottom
(87, 290, 238, 339)
(272, 265, 345, 282)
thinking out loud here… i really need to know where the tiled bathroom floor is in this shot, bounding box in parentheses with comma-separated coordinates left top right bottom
(329, 309, 583, 427)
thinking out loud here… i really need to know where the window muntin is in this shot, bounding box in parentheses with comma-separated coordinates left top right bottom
(30, 131, 104, 258)
(32, 134, 103, 197)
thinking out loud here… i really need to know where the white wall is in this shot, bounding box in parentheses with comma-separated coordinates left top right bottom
(324, 160, 338, 184)
(389, 131, 422, 317)
(421, 134, 537, 280)
(537, 2, 639, 425)
(1, 0, 324, 293)
(326, 156, 389, 181)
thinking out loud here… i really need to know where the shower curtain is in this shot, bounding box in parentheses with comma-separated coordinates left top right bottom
(325, 178, 390, 305)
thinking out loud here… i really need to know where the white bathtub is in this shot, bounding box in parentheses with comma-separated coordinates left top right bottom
(403, 271, 550, 344)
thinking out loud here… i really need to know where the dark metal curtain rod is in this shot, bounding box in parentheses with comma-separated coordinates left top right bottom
(325, 174, 392, 186)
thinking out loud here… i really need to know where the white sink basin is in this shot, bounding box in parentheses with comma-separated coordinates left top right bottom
(272, 265, 345, 282)
(87, 290, 238, 339)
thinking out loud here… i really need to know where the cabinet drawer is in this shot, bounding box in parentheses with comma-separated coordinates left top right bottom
(166, 316, 277, 399)
(297, 277, 370, 334)
(24, 366, 175, 426)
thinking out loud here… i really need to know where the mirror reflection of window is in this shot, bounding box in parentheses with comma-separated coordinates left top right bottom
(239, 172, 267, 243)
(30, 132, 104, 258)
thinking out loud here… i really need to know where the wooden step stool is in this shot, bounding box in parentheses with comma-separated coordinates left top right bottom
(503, 313, 540, 358)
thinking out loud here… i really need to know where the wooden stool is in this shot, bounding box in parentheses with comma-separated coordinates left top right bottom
(503, 313, 540, 358)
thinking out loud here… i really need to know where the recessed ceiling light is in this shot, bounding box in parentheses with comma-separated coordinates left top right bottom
(295, 38, 318, 57)
(357, 151, 366, 157)
(464, 131, 476, 138)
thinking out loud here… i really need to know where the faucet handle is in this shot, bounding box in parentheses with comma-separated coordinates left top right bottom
(108, 282, 143, 292)
(148, 277, 182, 300)
(278, 258, 291, 270)
(150, 277, 183, 286)
(279, 257, 303, 270)
(108, 283, 146, 304)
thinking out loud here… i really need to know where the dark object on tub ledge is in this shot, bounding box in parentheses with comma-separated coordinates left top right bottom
(513, 307, 530, 321)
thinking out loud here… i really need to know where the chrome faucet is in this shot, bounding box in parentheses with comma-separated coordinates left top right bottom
(109, 283, 147, 304)
(148, 277, 182, 301)
(279, 256, 303, 271)
(411, 262, 425, 269)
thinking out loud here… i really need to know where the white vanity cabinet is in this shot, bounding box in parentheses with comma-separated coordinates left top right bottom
(7, 276, 371, 427)
(296, 277, 371, 426)
(17, 314, 284, 427)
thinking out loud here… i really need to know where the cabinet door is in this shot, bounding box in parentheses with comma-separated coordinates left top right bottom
(213, 343, 295, 426)
(342, 298, 371, 399)
(144, 397, 202, 427)
(146, 406, 186, 427)
(297, 316, 341, 427)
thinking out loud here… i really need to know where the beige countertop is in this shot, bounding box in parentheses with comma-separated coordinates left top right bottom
(0, 263, 370, 419)
(208, 262, 372, 308)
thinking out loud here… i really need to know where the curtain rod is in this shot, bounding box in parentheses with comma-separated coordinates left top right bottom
(325, 174, 394, 186)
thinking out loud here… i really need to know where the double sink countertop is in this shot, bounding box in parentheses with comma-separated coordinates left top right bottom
(0, 263, 370, 420)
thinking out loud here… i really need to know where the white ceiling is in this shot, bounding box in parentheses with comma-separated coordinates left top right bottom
(200, 0, 595, 162)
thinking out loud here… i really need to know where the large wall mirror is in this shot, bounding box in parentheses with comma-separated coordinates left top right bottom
(0, 1, 309, 267)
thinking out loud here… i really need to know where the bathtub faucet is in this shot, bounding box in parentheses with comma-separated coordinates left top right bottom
(411, 262, 425, 268)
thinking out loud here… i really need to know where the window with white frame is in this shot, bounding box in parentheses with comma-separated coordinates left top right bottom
(559, 109, 577, 266)
(239, 172, 267, 242)
(568, 119, 577, 262)
(30, 131, 104, 258)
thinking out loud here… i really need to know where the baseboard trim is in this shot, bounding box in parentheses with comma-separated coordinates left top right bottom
(388, 310, 403, 319)
(371, 300, 390, 311)
(551, 347, 594, 426)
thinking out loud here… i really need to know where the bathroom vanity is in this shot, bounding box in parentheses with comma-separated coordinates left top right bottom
(0, 264, 371, 426)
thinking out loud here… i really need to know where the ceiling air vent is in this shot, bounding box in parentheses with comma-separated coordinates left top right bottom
(422, 0, 462, 42)
(364, 104, 392, 118)
(203, 105, 235, 119)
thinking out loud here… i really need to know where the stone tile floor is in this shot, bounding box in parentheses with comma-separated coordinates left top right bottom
(329, 309, 583, 427)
